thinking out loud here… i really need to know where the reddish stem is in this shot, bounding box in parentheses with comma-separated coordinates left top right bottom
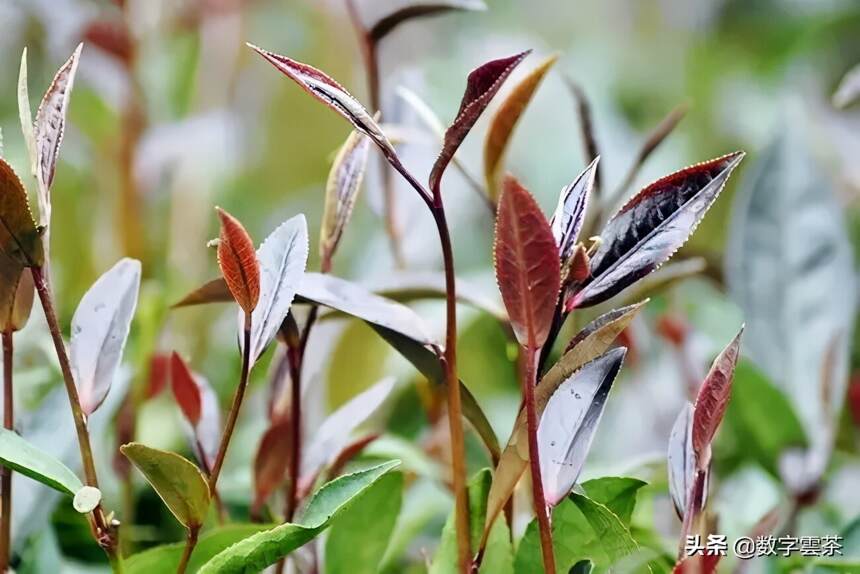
(0, 331, 13, 570)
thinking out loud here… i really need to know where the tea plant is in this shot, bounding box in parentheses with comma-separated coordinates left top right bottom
(0, 2, 857, 574)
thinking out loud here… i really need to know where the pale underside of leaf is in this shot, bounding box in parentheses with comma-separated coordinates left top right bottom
(18, 48, 37, 180)
(833, 62, 860, 108)
(484, 53, 558, 200)
(551, 157, 599, 265)
(71, 257, 141, 416)
(667, 402, 695, 520)
(570, 151, 745, 309)
(34, 43, 82, 228)
(537, 347, 626, 506)
(483, 301, 643, 535)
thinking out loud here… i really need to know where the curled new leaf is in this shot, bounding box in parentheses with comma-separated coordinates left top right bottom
(429, 51, 530, 193)
(71, 258, 141, 416)
(216, 207, 260, 315)
(667, 402, 699, 520)
(569, 151, 744, 309)
(248, 44, 395, 157)
(691, 327, 743, 467)
(170, 352, 202, 427)
(121, 442, 211, 530)
(0, 158, 43, 267)
(494, 176, 560, 349)
(320, 130, 371, 272)
(484, 53, 558, 200)
(551, 158, 598, 267)
(537, 347, 626, 506)
(244, 215, 309, 363)
(368, 0, 487, 43)
(35, 43, 82, 227)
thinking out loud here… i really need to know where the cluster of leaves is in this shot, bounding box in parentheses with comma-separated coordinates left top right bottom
(0, 2, 858, 574)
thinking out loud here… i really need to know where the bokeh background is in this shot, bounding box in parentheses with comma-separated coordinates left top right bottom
(0, 0, 859, 571)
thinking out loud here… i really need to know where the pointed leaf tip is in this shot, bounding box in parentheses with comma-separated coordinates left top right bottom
(494, 175, 560, 349)
(216, 207, 260, 315)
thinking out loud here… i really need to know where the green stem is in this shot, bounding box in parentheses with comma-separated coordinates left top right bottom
(208, 314, 252, 494)
(0, 331, 13, 570)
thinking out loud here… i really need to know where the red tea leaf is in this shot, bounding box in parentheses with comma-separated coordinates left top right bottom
(146, 353, 171, 399)
(83, 20, 132, 65)
(253, 417, 292, 508)
(429, 51, 530, 194)
(568, 152, 744, 309)
(368, 1, 487, 43)
(216, 207, 260, 314)
(171, 352, 202, 428)
(494, 176, 560, 349)
(247, 44, 395, 157)
(848, 373, 860, 427)
(692, 327, 743, 466)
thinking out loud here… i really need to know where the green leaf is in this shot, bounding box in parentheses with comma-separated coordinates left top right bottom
(120, 442, 210, 530)
(325, 471, 403, 574)
(125, 524, 273, 574)
(199, 460, 401, 573)
(0, 428, 82, 495)
(514, 491, 644, 573)
(580, 477, 647, 526)
(431, 468, 513, 574)
(719, 359, 807, 475)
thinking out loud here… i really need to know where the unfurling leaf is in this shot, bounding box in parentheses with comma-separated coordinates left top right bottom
(248, 44, 395, 157)
(368, 1, 487, 44)
(34, 43, 82, 227)
(0, 158, 44, 267)
(484, 302, 644, 535)
(320, 130, 371, 271)
(244, 215, 309, 363)
(0, 427, 83, 495)
(483, 54, 557, 199)
(198, 461, 401, 573)
(569, 151, 744, 309)
(18, 48, 37, 179)
(121, 442, 211, 529)
(667, 402, 701, 520)
(253, 417, 291, 508)
(429, 51, 530, 193)
(551, 158, 598, 266)
(170, 352, 202, 427)
(301, 377, 395, 478)
(494, 176, 560, 349)
(537, 347, 626, 505)
(216, 207, 260, 315)
(71, 258, 141, 416)
(691, 327, 743, 467)
(833, 62, 860, 108)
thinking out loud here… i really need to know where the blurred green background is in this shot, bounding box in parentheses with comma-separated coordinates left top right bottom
(1, 0, 859, 572)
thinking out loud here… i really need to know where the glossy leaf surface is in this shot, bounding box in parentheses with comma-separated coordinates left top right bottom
(494, 176, 560, 348)
(484, 54, 557, 200)
(551, 158, 598, 266)
(0, 428, 82, 495)
(216, 207, 260, 314)
(537, 348, 626, 505)
(429, 51, 529, 193)
(121, 442, 210, 529)
(71, 257, 141, 415)
(198, 460, 400, 573)
(570, 152, 744, 308)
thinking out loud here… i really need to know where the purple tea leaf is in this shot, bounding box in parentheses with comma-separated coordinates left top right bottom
(35, 43, 82, 228)
(71, 258, 141, 416)
(247, 44, 395, 158)
(301, 377, 395, 479)
(550, 157, 598, 266)
(537, 347, 626, 506)
(241, 215, 309, 364)
(568, 151, 744, 309)
(428, 51, 530, 194)
(368, 0, 487, 43)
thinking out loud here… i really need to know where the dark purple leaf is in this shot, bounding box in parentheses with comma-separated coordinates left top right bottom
(550, 157, 598, 265)
(537, 347, 626, 506)
(247, 43, 395, 157)
(494, 175, 560, 349)
(429, 51, 530, 193)
(692, 327, 743, 466)
(568, 151, 744, 309)
(368, 1, 487, 43)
